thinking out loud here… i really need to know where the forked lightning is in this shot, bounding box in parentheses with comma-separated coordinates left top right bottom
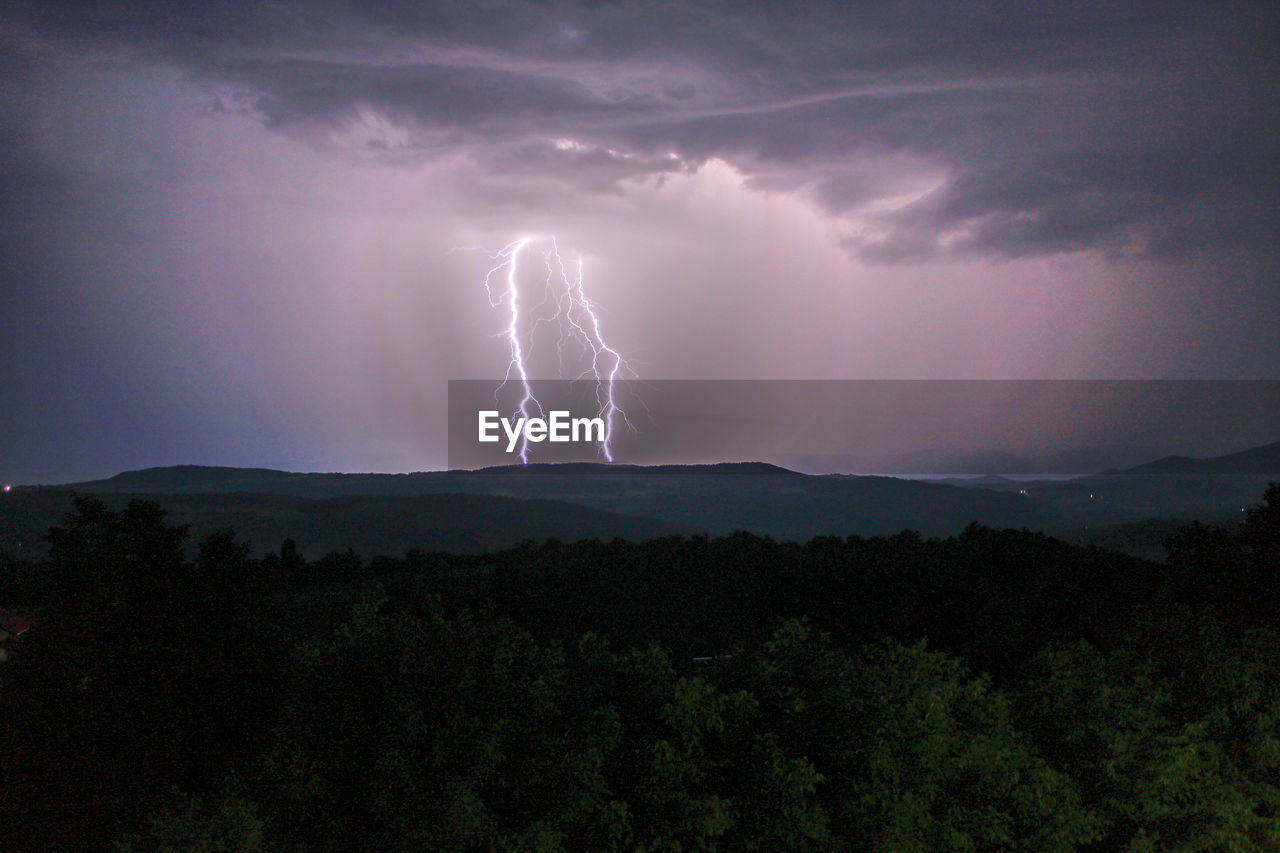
(478, 237, 633, 463)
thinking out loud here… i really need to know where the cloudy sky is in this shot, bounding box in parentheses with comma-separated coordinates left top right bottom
(2, 1, 1278, 481)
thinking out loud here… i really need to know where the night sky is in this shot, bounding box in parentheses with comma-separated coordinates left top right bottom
(2, 2, 1278, 482)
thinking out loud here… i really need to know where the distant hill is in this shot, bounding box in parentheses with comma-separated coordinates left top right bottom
(9, 455, 1278, 559)
(18, 462, 1055, 546)
(466, 461, 799, 477)
(77, 461, 801, 495)
(158, 492, 689, 557)
(1106, 440, 1280, 475)
(932, 475, 1016, 487)
(0, 490, 688, 559)
(100, 464, 301, 491)
(929, 440, 1280, 529)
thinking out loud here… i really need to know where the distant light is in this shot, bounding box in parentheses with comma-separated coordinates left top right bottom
(2, 485, 9, 492)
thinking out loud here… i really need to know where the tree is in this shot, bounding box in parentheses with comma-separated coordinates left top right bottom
(1241, 483, 1280, 551)
(256, 601, 619, 851)
(44, 496, 186, 613)
(1018, 613, 1280, 852)
(576, 633, 832, 851)
(113, 794, 278, 853)
(743, 621, 1099, 851)
(0, 499, 278, 851)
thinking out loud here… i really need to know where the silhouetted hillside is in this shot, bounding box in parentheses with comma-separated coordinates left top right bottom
(466, 461, 800, 477)
(101, 465, 302, 491)
(0, 490, 687, 558)
(1106, 439, 1280, 475)
(14, 449, 1279, 556)
(26, 463, 1056, 543)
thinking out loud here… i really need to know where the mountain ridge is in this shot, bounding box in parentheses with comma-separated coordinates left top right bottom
(1104, 440, 1280, 475)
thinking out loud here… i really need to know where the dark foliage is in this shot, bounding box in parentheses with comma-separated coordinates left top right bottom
(1, 484, 1278, 850)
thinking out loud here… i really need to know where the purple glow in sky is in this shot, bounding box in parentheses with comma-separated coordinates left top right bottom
(1, 2, 1277, 481)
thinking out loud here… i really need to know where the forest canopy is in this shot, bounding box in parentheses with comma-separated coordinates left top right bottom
(1, 484, 1279, 850)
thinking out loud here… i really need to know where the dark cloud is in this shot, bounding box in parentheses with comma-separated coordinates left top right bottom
(4, 1, 1279, 484)
(4, 0, 1278, 264)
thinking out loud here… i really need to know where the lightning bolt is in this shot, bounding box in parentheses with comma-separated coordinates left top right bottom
(475, 236, 634, 464)
(480, 238, 541, 463)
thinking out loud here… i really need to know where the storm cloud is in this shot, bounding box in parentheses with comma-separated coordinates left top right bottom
(1, 1, 1277, 481)
(8, 0, 1276, 262)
